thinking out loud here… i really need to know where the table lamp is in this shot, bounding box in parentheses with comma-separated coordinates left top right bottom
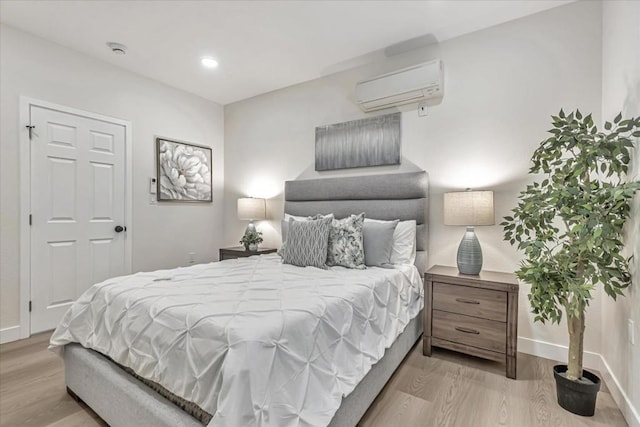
(237, 197, 266, 235)
(444, 190, 494, 275)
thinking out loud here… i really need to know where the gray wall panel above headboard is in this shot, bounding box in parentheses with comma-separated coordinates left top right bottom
(284, 171, 429, 273)
(285, 171, 428, 201)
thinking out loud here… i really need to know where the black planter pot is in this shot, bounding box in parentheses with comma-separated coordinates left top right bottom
(553, 365, 601, 416)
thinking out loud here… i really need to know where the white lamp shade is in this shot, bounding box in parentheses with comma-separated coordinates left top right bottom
(237, 198, 266, 220)
(444, 190, 494, 226)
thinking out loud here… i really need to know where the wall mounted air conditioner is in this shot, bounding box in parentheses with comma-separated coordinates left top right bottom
(355, 60, 443, 112)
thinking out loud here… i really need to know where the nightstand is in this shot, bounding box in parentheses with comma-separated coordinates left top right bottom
(423, 265, 519, 379)
(219, 246, 277, 261)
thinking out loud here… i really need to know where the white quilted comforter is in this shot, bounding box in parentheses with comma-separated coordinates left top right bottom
(50, 254, 423, 427)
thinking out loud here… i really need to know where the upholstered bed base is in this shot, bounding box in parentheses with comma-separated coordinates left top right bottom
(65, 344, 203, 427)
(64, 312, 423, 427)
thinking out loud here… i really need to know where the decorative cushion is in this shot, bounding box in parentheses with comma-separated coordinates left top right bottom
(363, 219, 399, 267)
(281, 216, 332, 269)
(282, 214, 334, 244)
(327, 213, 365, 269)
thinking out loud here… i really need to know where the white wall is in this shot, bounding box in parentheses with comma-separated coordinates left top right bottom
(224, 1, 604, 357)
(601, 1, 640, 424)
(0, 25, 225, 331)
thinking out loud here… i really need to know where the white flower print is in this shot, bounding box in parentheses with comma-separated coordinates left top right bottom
(158, 140, 212, 201)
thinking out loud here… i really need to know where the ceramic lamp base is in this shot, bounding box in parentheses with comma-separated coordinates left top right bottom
(244, 221, 256, 235)
(457, 226, 483, 275)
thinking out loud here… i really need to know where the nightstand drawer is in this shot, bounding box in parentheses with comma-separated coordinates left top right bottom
(433, 282, 507, 322)
(432, 310, 506, 353)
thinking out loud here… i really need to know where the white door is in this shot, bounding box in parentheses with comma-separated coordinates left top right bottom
(30, 105, 127, 333)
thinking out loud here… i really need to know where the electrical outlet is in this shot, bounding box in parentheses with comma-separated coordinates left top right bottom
(418, 102, 428, 117)
(187, 252, 196, 265)
(629, 319, 635, 345)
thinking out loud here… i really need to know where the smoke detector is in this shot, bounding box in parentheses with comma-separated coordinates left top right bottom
(106, 42, 127, 55)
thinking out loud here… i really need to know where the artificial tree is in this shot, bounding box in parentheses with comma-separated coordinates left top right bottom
(502, 109, 640, 382)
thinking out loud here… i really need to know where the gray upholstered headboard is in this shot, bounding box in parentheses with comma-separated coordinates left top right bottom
(284, 171, 429, 274)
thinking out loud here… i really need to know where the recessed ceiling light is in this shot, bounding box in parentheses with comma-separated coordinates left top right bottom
(201, 57, 219, 69)
(106, 42, 127, 55)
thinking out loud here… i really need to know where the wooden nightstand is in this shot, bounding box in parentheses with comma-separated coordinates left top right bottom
(219, 246, 277, 261)
(423, 265, 519, 379)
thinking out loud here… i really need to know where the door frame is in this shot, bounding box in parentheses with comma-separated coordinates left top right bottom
(19, 97, 133, 339)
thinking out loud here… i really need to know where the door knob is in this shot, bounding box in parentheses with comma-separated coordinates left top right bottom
(115, 225, 126, 233)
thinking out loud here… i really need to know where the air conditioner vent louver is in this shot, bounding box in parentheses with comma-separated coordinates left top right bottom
(356, 60, 443, 112)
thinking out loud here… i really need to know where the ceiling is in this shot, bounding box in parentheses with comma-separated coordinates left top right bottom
(0, 1, 574, 105)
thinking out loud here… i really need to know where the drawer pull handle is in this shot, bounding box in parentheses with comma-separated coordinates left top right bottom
(455, 326, 480, 335)
(455, 298, 480, 305)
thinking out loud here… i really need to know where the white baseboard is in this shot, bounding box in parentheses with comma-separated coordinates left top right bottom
(519, 336, 639, 427)
(517, 336, 603, 371)
(600, 356, 640, 427)
(0, 325, 22, 344)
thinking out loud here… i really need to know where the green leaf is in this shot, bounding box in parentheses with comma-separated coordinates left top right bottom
(614, 112, 622, 123)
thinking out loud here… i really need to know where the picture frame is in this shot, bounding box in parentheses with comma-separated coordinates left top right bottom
(315, 112, 401, 171)
(156, 137, 213, 202)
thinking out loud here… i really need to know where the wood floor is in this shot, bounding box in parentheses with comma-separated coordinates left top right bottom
(0, 333, 627, 427)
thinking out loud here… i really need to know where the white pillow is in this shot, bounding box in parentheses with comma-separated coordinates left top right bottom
(365, 219, 416, 265)
(284, 213, 308, 222)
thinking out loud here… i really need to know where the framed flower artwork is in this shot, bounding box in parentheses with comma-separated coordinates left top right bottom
(156, 137, 212, 202)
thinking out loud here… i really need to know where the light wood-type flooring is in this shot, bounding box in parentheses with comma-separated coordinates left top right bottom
(0, 332, 627, 427)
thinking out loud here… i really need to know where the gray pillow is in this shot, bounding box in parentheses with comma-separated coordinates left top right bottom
(281, 216, 332, 269)
(363, 219, 399, 267)
(327, 213, 365, 269)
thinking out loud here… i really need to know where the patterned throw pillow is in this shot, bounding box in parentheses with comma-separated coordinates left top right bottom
(281, 214, 334, 244)
(281, 216, 332, 269)
(327, 213, 365, 269)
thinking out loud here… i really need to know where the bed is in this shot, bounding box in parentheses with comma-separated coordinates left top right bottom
(50, 171, 429, 427)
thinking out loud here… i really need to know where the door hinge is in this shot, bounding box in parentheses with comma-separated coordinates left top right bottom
(26, 125, 35, 140)
(29, 301, 32, 312)
(29, 214, 32, 226)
